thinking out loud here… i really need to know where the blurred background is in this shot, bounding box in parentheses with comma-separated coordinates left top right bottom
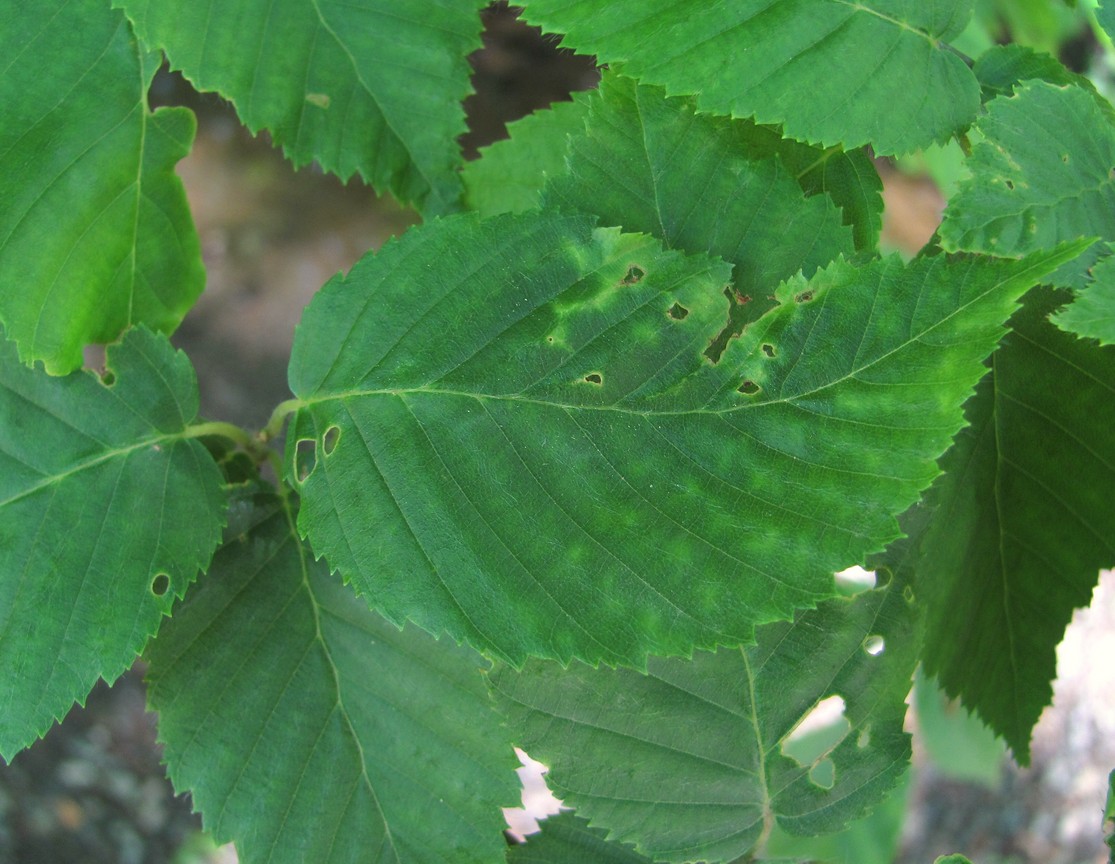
(2, 3, 1114, 862)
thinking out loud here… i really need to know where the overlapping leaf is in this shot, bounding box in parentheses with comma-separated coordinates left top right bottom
(973, 44, 1115, 124)
(902, 288, 1115, 761)
(146, 492, 516, 864)
(0, 0, 203, 374)
(491, 579, 919, 863)
(545, 75, 856, 331)
(1053, 254, 1115, 345)
(518, 0, 980, 155)
(0, 327, 225, 759)
(508, 813, 654, 863)
(940, 81, 1115, 257)
(115, 0, 485, 212)
(286, 209, 1084, 667)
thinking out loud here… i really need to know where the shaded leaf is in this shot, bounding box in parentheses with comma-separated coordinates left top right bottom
(1097, 1, 1115, 42)
(518, 0, 980, 155)
(940, 81, 1115, 257)
(973, 44, 1115, 124)
(508, 812, 654, 864)
(1052, 254, 1115, 345)
(286, 209, 1084, 668)
(115, 0, 486, 212)
(907, 287, 1115, 761)
(911, 668, 1004, 787)
(0, 0, 203, 374)
(491, 579, 919, 863)
(146, 492, 516, 864)
(0, 327, 225, 759)
(463, 97, 590, 217)
(545, 74, 856, 330)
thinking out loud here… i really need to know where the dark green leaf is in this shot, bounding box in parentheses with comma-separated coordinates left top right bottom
(287, 210, 1085, 667)
(115, 0, 486, 212)
(545, 74, 857, 330)
(491, 579, 919, 863)
(940, 81, 1115, 257)
(910, 287, 1115, 761)
(146, 492, 516, 864)
(0, 327, 225, 759)
(0, 0, 203, 373)
(508, 812, 655, 864)
(518, 0, 980, 155)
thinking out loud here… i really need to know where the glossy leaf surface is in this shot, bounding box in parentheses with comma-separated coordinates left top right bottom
(911, 288, 1115, 761)
(146, 493, 516, 864)
(115, 0, 485, 212)
(0, 0, 203, 373)
(0, 327, 224, 758)
(491, 580, 919, 863)
(518, 0, 980, 155)
(287, 210, 1083, 667)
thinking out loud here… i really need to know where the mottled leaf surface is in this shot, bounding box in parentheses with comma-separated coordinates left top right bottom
(146, 493, 516, 864)
(0, 327, 224, 759)
(287, 210, 1083, 667)
(1053, 254, 1115, 345)
(911, 288, 1115, 761)
(545, 75, 856, 330)
(116, 0, 485, 212)
(519, 0, 979, 155)
(491, 581, 919, 863)
(508, 812, 654, 864)
(940, 81, 1115, 257)
(0, 0, 203, 373)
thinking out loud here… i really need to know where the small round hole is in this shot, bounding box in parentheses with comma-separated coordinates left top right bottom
(151, 573, 170, 597)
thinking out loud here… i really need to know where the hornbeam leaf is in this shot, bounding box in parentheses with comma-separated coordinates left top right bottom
(0, 327, 225, 759)
(286, 210, 1086, 666)
(508, 812, 655, 863)
(1097, 2, 1115, 42)
(517, 0, 980, 156)
(904, 287, 1115, 762)
(490, 579, 919, 863)
(0, 0, 204, 374)
(146, 493, 516, 864)
(940, 81, 1115, 257)
(115, 0, 485, 213)
(545, 74, 857, 331)
(1053, 254, 1115, 346)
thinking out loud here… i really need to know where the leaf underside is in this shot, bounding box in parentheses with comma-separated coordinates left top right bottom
(115, 0, 486, 213)
(145, 492, 516, 864)
(286, 209, 1084, 667)
(0, 327, 224, 759)
(0, 0, 204, 374)
(491, 578, 919, 863)
(908, 287, 1115, 762)
(518, 0, 980, 155)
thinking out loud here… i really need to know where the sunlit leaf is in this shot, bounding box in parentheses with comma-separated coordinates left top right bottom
(146, 492, 516, 864)
(115, 0, 486, 212)
(286, 210, 1084, 667)
(0, 0, 203, 374)
(0, 327, 224, 758)
(491, 579, 918, 863)
(1052, 254, 1115, 345)
(518, 0, 980, 155)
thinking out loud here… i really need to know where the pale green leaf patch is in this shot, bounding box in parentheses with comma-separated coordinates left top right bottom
(285, 210, 1086, 667)
(1053, 254, 1115, 345)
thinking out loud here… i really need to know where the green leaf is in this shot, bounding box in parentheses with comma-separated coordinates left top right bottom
(545, 74, 857, 330)
(940, 81, 1115, 257)
(115, 0, 485, 213)
(911, 668, 1004, 786)
(1096, 1, 1115, 42)
(0, 326, 225, 759)
(910, 287, 1115, 762)
(463, 97, 590, 218)
(286, 210, 1086, 667)
(490, 579, 919, 863)
(508, 812, 655, 864)
(1104, 769, 1115, 859)
(934, 857, 975, 864)
(0, 0, 204, 374)
(1052, 254, 1115, 345)
(518, 0, 980, 156)
(973, 44, 1115, 124)
(146, 492, 516, 864)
